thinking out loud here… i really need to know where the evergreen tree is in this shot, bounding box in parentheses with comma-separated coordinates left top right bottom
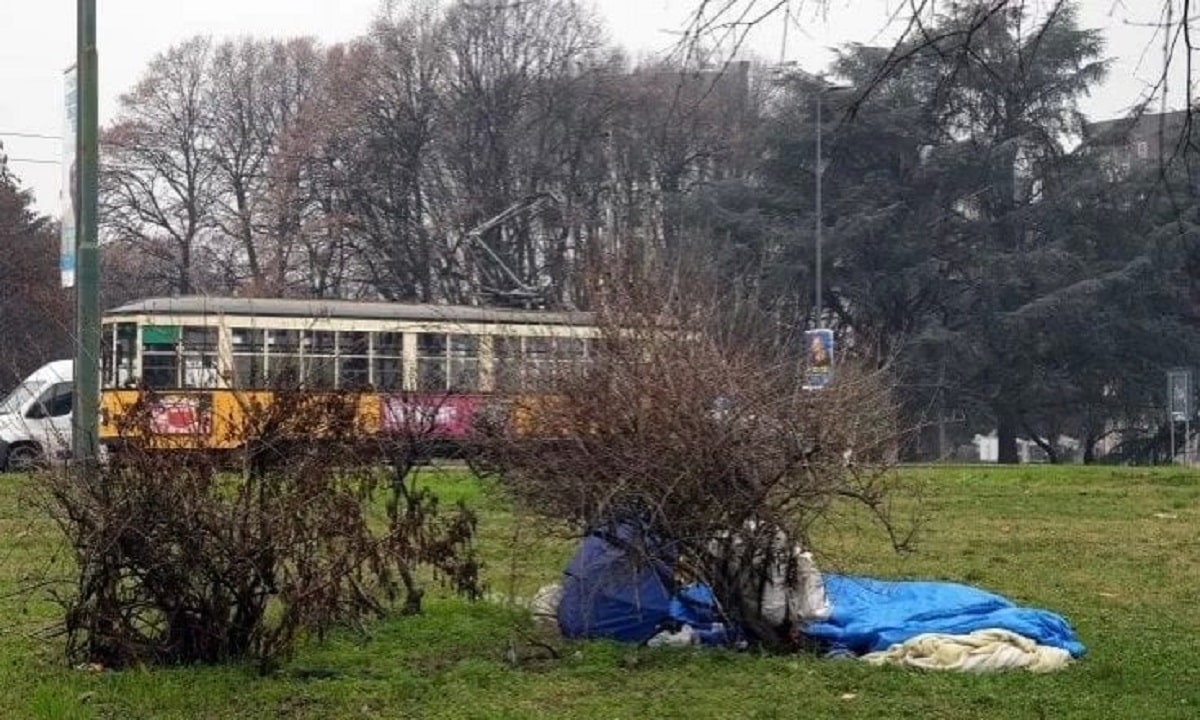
(0, 150, 73, 389)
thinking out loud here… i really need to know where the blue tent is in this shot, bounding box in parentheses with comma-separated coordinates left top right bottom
(557, 524, 676, 643)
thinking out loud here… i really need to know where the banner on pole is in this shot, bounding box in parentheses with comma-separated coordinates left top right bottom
(803, 328, 834, 390)
(61, 65, 78, 288)
(1168, 369, 1192, 422)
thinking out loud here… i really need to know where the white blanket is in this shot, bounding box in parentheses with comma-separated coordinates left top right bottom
(861, 628, 1073, 673)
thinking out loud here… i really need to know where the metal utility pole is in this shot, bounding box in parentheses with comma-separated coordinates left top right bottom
(810, 77, 853, 324)
(72, 0, 100, 469)
(814, 89, 824, 322)
(1167, 369, 1192, 465)
(777, 68, 849, 326)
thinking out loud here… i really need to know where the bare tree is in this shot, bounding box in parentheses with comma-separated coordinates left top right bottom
(207, 37, 324, 295)
(438, 0, 608, 303)
(101, 37, 217, 296)
(95, 3, 770, 306)
(277, 41, 373, 298)
(609, 58, 758, 264)
(331, 2, 450, 302)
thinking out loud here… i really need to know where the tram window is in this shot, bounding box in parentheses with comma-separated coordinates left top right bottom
(306, 358, 336, 388)
(553, 336, 587, 379)
(493, 336, 522, 392)
(525, 336, 554, 388)
(417, 334, 447, 392)
(115, 324, 137, 387)
(308, 330, 336, 353)
(267, 329, 301, 386)
(101, 324, 114, 387)
(373, 332, 404, 391)
(448, 334, 480, 391)
(304, 330, 336, 389)
(270, 329, 300, 352)
(338, 331, 370, 389)
(142, 325, 180, 389)
(557, 337, 585, 358)
(182, 326, 219, 388)
(231, 328, 265, 388)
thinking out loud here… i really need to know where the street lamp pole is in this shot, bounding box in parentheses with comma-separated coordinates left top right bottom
(814, 88, 824, 324)
(809, 76, 850, 324)
(772, 65, 849, 328)
(73, 0, 100, 470)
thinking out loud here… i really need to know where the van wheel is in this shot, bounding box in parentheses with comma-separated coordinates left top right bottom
(6, 444, 44, 472)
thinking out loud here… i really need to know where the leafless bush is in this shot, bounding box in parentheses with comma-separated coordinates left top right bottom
(472, 273, 915, 649)
(41, 387, 480, 671)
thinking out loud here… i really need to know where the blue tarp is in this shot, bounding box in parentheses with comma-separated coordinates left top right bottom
(669, 583, 740, 645)
(803, 575, 1086, 658)
(555, 526, 1085, 656)
(557, 524, 676, 643)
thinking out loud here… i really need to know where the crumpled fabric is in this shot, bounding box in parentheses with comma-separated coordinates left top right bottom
(530, 583, 562, 631)
(709, 522, 832, 628)
(861, 628, 1073, 673)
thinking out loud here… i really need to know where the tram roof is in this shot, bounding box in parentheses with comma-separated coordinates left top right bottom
(105, 296, 597, 326)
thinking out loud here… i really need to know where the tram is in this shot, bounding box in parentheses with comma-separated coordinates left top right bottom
(98, 296, 598, 453)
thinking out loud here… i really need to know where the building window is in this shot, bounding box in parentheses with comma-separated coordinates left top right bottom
(1135, 140, 1149, 159)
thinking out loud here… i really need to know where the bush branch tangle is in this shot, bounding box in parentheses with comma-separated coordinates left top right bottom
(472, 270, 917, 650)
(41, 386, 480, 671)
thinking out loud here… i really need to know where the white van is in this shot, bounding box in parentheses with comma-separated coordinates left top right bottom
(0, 360, 73, 471)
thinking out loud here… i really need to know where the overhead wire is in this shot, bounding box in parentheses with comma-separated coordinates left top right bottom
(4, 157, 62, 165)
(0, 130, 64, 140)
(1, 130, 67, 167)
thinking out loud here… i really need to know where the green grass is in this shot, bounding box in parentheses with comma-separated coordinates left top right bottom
(2, 464, 1200, 719)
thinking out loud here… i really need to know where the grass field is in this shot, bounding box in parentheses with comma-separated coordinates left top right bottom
(2, 464, 1199, 719)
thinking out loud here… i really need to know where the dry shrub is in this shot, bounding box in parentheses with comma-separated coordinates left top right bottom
(473, 274, 915, 649)
(42, 387, 480, 671)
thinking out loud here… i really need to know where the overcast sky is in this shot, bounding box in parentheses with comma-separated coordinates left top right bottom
(0, 0, 1186, 215)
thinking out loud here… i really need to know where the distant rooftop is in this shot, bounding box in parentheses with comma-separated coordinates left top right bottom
(1085, 109, 1191, 145)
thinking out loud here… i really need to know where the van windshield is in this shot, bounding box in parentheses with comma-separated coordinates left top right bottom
(0, 381, 43, 416)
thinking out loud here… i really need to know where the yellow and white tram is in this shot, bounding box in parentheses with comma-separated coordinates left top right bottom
(98, 296, 598, 452)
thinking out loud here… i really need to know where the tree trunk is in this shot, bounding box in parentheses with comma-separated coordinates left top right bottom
(997, 409, 1020, 464)
(1021, 418, 1058, 463)
(1082, 428, 1098, 464)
